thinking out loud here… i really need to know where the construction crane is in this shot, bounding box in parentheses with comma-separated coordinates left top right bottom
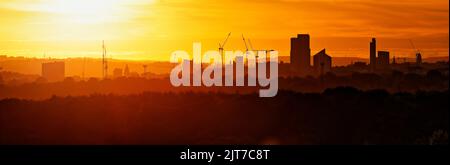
(242, 34, 249, 52)
(218, 32, 231, 64)
(409, 39, 422, 65)
(247, 39, 274, 58)
(241, 34, 253, 61)
(219, 32, 231, 55)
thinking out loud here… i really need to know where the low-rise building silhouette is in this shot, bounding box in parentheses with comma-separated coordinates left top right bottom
(124, 65, 130, 77)
(313, 49, 332, 75)
(377, 51, 390, 69)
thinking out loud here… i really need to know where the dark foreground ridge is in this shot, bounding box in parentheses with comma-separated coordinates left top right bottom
(0, 87, 448, 145)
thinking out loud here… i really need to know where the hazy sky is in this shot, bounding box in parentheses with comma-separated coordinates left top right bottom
(0, 0, 448, 60)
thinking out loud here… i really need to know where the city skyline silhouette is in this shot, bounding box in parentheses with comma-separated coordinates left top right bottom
(0, 0, 448, 146)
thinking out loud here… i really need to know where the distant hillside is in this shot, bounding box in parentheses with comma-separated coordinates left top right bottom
(0, 56, 174, 77)
(425, 56, 450, 63)
(1, 55, 448, 77)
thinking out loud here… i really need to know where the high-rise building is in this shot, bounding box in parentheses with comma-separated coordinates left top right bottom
(370, 38, 377, 71)
(42, 61, 65, 82)
(377, 51, 390, 68)
(313, 49, 332, 76)
(290, 34, 311, 74)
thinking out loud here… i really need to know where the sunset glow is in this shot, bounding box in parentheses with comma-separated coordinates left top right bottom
(0, 0, 448, 61)
(0, 0, 448, 150)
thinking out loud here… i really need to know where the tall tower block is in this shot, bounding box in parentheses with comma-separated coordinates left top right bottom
(290, 34, 311, 74)
(370, 38, 377, 71)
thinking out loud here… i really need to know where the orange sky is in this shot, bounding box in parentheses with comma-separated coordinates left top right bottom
(0, 0, 448, 61)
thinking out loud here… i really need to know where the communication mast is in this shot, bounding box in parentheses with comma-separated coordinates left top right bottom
(409, 39, 422, 65)
(102, 40, 108, 79)
(82, 56, 86, 81)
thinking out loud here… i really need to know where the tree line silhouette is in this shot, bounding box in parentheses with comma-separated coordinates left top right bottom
(0, 69, 448, 100)
(0, 87, 447, 145)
